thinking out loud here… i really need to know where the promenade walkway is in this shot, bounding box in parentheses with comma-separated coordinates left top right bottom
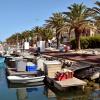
(45, 49, 100, 64)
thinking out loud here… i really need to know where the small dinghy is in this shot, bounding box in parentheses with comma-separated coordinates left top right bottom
(7, 75, 45, 83)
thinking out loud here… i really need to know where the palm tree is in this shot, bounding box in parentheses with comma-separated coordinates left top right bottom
(63, 3, 92, 50)
(33, 26, 43, 41)
(41, 28, 53, 47)
(41, 28, 53, 41)
(33, 26, 53, 47)
(21, 30, 32, 41)
(92, 1, 100, 32)
(93, 1, 100, 14)
(45, 13, 66, 48)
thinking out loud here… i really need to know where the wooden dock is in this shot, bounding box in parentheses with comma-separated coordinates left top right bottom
(46, 76, 86, 91)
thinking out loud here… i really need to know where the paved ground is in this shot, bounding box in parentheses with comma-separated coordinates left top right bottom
(46, 51, 100, 64)
(30, 48, 100, 64)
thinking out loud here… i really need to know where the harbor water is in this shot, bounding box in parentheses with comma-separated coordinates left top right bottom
(0, 62, 100, 100)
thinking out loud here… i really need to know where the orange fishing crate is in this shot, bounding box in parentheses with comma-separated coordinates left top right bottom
(55, 70, 74, 81)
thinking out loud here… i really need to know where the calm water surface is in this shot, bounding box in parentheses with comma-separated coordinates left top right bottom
(0, 63, 100, 100)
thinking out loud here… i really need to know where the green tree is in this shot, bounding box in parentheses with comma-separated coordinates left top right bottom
(93, 1, 100, 32)
(33, 26, 53, 47)
(63, 3, 93, 50)
(93, 1, 100, 14)
(21, 30, 32, 41)
(33, 26, 43, 41)
(45, 13, 66, 48)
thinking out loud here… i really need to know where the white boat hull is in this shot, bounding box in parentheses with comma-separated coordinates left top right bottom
(7, 75, 45, 83)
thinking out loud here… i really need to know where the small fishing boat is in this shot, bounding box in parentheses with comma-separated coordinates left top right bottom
(6, 60, 45, 83)
(7, 75, 45, 83)
(74, 65, 100, 80)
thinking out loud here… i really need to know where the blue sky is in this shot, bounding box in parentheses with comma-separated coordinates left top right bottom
(0, 0, 96, 41)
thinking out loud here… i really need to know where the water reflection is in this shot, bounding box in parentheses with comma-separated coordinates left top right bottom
(44, 85, 87, 100)
(16, 88, 28, 100)
(0, 62, 100, 100)
(49, 87, 88, 100)
(0, 63, 6, 83)
(44, 85, 100, 100)
(7, 79, 100, 100)
(89, 89, 100, 100)
(8, 82, 45, 100)
(44, 86, 56, 98)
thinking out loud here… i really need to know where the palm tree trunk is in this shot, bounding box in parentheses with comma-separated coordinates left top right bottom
(68, 32, 71, 41)
(68, 28, 72, 41)
(56, 34, 60, 49)
(45, 40, 48, 48)
(75, 28, 81, 50)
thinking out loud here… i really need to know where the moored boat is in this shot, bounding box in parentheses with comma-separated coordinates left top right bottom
(6, 66, 45, 83)
(7, 75, 45, 83)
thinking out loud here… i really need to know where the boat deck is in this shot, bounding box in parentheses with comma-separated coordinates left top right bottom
(45, 52, 100, 64)
(6, 68, 37, 76)
(55, 77, 86, 87)
(46, 76, 86, 91)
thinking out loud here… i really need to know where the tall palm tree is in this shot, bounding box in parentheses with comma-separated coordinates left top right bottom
(42, 28, 53, 48)
(63, 3, 92, 50)
(45, 13, 66, 48)
(40, 28, 53, 41)
(93, 1, 100, 14)
(33, 26, 53, 47)
(92, 1, 100, 32)
(33, 26, 43, 41)
(21, 30, 32, 41)
(6, 34, 17, 45)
